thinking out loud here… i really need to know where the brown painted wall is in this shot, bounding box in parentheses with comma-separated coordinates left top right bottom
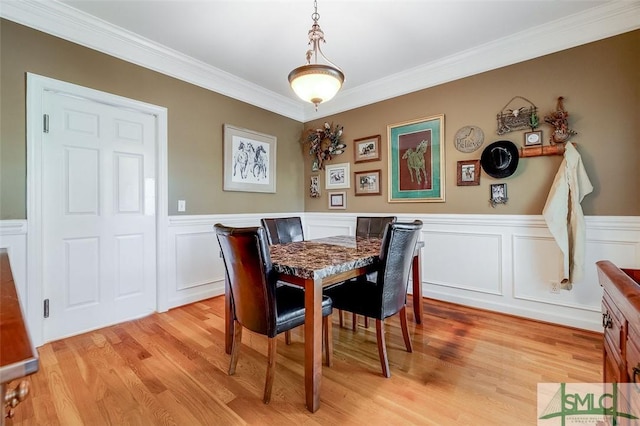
(1, 20, 638, 219)
(0, 19, 304, 219)
(305, 30, 640, 216)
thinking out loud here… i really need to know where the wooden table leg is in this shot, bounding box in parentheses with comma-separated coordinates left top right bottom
(412, 251, 423, 324)
(225, 275, 233, 355)
(304, 277, 322, 412)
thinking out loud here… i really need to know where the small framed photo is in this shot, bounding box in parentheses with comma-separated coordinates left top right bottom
(524, 130, 542, 146)
(328, 191, 347, 209)
(354, 169, 381, 196)
(490, 183, 508, 207)
(456, 160, 480, 186)
(354, 135, 381, 163)
(325, 162, 350, 189)
(310, 175, 320, 198)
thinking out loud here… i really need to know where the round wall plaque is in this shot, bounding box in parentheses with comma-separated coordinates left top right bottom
(454, 125, 484, 153)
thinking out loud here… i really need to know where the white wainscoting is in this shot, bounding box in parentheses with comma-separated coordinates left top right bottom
(5, 214, 639, 342)
(308, 213, 640, 332)
(165, 214, 307, 309)
(0, 220, 28, 304)
(166, 213, 639, 331)
(414, 215, 640, 332)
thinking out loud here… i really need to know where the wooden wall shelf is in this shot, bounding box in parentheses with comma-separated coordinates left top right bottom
(519, 143, 575, 158)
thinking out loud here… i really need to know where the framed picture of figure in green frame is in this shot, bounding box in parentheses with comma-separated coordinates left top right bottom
(387, 114, 445, 202)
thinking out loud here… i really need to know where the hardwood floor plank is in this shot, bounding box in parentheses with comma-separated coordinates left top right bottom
(8, 296, 602, 425)
(44, 363, 85, 425)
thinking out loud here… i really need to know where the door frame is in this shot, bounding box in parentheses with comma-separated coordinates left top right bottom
(26, 73, 169, 346)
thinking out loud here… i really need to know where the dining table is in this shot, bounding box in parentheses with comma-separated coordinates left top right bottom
(223, 235, 424, 412)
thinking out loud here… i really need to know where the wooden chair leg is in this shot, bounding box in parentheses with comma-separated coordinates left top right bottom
(228, 320, 242, 375)
(375, 319, 390, 378)
(285, 330, 292, 345)
(263, 336, 277, 404)
(323, 315, 333, 367)
(399, 306, 413, 353)
(338, 309, 344, 328)
(352, 314, 370, 329)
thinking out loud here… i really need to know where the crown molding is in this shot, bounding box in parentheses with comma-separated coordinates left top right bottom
(0, 0, 306, 121)
(304, 1, 640, 120)
(2, 1, 638, 123)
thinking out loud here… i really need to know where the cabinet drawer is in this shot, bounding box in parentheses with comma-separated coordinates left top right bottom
(605, 345, 621, 384)
(622, 306, 640, 423)
(603, 293, 624, 354)
(629, 321, 640, 353)
(616, 389, 639, 426)
(603, 291, 624, 324)
(627, 333, 640, 386)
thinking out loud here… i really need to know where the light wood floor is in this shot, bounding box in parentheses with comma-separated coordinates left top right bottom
(8, 296, 602, 425)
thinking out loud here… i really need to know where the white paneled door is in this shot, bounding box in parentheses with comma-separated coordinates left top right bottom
(42, 90, 157, 341)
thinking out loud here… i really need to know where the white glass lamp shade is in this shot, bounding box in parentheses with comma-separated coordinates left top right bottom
(288, 64, 344, 106)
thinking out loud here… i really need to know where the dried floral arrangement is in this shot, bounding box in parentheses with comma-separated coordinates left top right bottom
(544, 96, 577, 144)
(303, 122, 346, 171)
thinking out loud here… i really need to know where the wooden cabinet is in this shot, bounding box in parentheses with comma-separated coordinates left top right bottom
(602, 292, 623, 383)
(1, 249, 39, 423)
(597, 261, 640, 424)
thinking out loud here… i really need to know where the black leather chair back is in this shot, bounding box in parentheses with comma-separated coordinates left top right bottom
(356, 216, 397, 238)
(215, 225, 278, 337)
(261, 217, 304, 244)
(377, 220, 422, 319)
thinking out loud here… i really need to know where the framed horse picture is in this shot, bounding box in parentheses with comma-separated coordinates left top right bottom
(387, 115, 445, 202)
(354, 169, 381, 196)
(325, 163, 350, 189)
(354, 135, 381, 163)
(223, 124, 276, 193)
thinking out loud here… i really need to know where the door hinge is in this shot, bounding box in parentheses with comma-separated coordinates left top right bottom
(43, 298, 49, 318)
(43, 114, 49, 133)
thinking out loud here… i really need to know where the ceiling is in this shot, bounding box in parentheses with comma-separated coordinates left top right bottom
(2, 1, 638, 121)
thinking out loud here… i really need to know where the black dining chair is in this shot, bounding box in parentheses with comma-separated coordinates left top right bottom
(345, 216, 397, 330)
(324, 220, 422, 377)
(260, 216, 305, 344)
(215, 224, 333, 404)
(260, 216, 304, 245)
(356, 216, 397, 239)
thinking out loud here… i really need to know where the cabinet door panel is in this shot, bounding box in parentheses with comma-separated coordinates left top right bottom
(603, 295, 625, 376)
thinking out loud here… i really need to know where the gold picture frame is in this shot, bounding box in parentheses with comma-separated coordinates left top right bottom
(387, 114, 445, 202)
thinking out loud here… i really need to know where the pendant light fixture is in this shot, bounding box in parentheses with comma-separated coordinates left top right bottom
(288, 0, 345, 110)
